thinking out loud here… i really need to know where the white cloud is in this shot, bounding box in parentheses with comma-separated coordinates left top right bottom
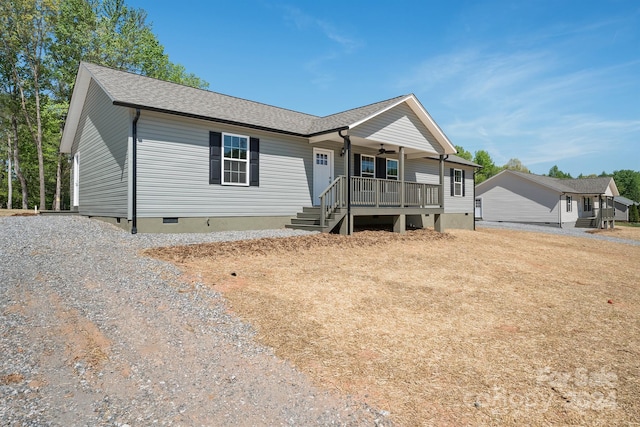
(280, 5, 361, 51)
(280, 5, 362, 88)
(396, 34, 639, 172)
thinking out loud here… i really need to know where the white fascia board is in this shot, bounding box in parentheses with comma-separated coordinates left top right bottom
(609, 179, 620, 196)
(59, 62, 119, 153)
(59, 65, 92, 153)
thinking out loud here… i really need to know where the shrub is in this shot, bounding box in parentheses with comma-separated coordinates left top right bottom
(630, 204, 640, 223)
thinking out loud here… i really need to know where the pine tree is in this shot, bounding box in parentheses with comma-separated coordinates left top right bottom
(629, 204, 639, 223)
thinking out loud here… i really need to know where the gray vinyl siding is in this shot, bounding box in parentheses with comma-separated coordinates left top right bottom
(350, 103, 443, 154)
(70, 80, 129, 216)
(443, 164, 475, 214)
(404, 158, 475, 214)
(136, 112, 318, 217)
(476, 173, 561, 223)
(404, 158, 439, 184)
(614, 202, 628, 221)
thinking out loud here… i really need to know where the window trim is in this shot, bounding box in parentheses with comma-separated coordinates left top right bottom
(453, 168, 463, 197)
(386, 158, 398, 180)
(222, 132, 249, 186)
(361, 154, 375, 178)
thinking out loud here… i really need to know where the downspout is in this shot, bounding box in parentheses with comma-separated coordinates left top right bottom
(439, 154, 448, 208)
(559, 194, 563, 228)
(131, 108, 140, 234)
(473, 168, 476, 231)
(338, 129, 351, 235)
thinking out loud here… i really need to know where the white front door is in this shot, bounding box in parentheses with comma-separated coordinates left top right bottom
(475, 197, 482, 218)
(73, 152, 80, 207)
(313, 148, 333, 206)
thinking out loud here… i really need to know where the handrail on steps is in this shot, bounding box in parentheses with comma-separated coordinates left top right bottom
(319, 175, 346, 228)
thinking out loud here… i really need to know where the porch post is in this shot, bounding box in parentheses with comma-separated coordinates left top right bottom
(339, 130, 352, 235)
(434, 154, 445, 233)
(399, 146, 405, 207)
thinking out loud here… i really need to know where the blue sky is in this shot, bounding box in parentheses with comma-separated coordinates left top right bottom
(129, 0, 639, 176)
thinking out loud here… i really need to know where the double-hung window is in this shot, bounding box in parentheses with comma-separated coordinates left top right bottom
(223, 133, 248, 185)
(386, 159, 398, 180)
(361, 155, 375, 178)
(453, 169, 463, 196)
(566, 195, 572, 212)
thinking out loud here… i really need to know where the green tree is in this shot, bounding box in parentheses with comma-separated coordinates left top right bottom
(612, 169, 640, 202)
(629, 204, 639, 223)
(0, 0, 209, 211)
(454, 145, 473, 161)
(0, 9, 31, 209)
(503, 158, 530, 173)
(473, 149, 499, 183)
(0, 0, 57, 209)
(548, 165, 572, 179)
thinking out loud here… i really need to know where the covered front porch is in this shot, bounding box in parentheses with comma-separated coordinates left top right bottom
(314, 173, 444, 233)
(288, 94, 458, 234)
(575, 195, 616, 229)
(287, 141, 449, 235)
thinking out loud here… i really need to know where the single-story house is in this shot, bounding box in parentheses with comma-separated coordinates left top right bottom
(60, 62, 480, 234)
(613, 196, 639, 222)
(475, 169, 618, 228)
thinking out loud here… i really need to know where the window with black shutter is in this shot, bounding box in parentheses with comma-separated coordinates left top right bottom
(210, 131, 259, 187)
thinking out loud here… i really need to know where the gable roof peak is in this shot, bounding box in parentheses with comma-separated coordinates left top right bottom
(61, 62, 457, 155)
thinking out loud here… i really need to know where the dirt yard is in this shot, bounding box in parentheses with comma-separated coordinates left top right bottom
(0, 209, 37, 217)
(589, 224, 640, 242)
(146, 227, 640, 426)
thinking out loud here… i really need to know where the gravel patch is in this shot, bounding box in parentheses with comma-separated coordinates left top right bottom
(477, 220, 640, 246)
(0, 215, 385, 426)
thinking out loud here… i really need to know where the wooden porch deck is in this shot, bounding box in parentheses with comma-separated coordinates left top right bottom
(286, 176, 443, 233)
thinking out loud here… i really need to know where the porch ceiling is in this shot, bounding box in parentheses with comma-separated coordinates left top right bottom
(308, 132, 442, 157)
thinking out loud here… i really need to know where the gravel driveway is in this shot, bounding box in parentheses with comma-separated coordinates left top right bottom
(477, 220, 640, 246)
(0, 216, 381, 426)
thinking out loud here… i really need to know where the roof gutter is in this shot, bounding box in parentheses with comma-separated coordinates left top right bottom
(131, 108, 140, 234)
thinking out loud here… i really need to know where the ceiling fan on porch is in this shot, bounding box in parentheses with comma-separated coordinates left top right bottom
(378, 144, 396, 155)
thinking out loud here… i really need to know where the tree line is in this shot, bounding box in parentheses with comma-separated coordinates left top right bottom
(0, 0, 208, 210)
(455, 145, 640, 204)
(2, 1, 637, 212)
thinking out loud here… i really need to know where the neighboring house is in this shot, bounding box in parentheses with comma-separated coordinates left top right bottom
(613, 196, 639, 222)
(475, 170, 618, 228)
(60, 62, 479, 234)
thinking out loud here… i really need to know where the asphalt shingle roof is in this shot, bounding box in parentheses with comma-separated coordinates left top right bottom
(84, 62, 409, 136)
(508, 170, 614, 194)
(614, 195, 639, 206)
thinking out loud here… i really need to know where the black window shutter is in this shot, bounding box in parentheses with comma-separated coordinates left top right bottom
(249, 137, 259, 187)
(354, 153, 361, 176)
(375, 157, 386, 179)
(450, 168, 454, 196)
(462, 169, 466, 196)
(209, 131, 222, 184)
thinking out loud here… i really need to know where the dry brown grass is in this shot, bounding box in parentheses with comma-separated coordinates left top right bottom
(146, 227, 640, 426)
(0, 209, 37, 217)
(588, 225, 640, 242)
